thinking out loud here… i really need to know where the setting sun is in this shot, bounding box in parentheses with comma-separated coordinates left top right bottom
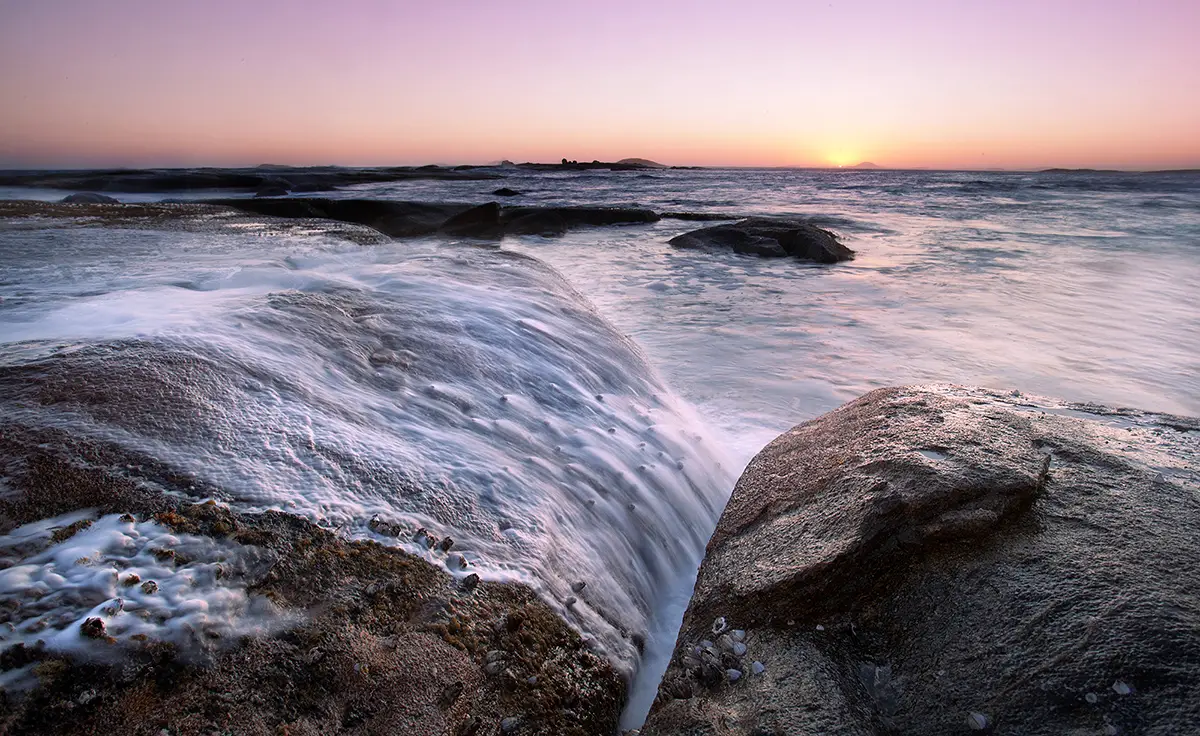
(825, 151, 861, 168)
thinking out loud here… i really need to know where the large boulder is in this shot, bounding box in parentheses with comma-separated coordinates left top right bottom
(669, 218, 854, 262)
(643, 385, 1200, 735)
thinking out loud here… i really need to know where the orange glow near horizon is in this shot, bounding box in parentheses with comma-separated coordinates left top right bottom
(1, 1, 1198, 171)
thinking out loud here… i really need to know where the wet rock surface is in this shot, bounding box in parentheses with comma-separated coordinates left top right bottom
(668, 217, 854, 262)
(0, 424, 624, 735)
(643, 385, 1200, 735)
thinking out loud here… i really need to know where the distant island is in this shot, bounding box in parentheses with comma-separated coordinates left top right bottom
(849, 161, 880, 169)
(616, 158, 667, 168)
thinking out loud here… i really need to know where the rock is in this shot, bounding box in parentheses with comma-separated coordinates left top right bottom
(439, 202, 503, 239)
(206, 198, 661, 240)
(492, 187, 522, 197)
(503, 210, 569, 237)
(60, 193, 119, 204)
(205, 198, 475, 238)
(253, 186, 289, 198)
(79, 617, 106, 639)
(643, 385, 1200, 735)
(668, 217, 854, 262)
(501, 206, 660, 237)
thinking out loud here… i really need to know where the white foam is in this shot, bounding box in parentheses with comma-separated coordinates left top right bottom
(0, 512, 282, 660)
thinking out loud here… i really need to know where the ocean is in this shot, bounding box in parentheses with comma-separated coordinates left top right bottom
(1, 167, 1197, 725)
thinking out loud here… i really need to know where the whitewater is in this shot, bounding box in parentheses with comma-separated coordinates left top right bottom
(1, 168, 1197, 727)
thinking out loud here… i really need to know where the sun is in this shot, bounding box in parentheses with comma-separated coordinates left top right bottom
(825, 150, 860, 168)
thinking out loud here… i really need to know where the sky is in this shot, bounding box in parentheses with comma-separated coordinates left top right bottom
(1, 0, 1197, 170)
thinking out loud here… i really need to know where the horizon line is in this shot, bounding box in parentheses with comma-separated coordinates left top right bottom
(2, 162, 1199, 175)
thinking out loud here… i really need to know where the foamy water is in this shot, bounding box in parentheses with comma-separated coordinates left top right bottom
(2, 168, 1198, 725)
(0, 221, 735, 716)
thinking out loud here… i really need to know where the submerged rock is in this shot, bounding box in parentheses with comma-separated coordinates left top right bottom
(644, 385, 1200, 735)
(668, 217, 854, 262)
(492, 187, 522, 197)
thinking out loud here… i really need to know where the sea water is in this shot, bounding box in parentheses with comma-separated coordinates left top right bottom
(1, 168, 1197, 725)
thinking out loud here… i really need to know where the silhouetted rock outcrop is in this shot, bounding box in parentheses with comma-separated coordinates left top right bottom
(669, 217, 854, 262)
(643, 385, 1200, 735)
(492, 187, 522, 197)
(60, 193, 120, 204)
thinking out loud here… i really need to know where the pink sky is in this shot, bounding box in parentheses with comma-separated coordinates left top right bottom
(1, 0, 1197, 169)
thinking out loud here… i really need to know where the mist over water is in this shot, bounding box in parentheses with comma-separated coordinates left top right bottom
(340, 167, 1200, 437)
(2, 167, 1198, 725)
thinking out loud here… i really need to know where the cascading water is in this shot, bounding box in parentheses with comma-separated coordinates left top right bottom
(0, 215, 736, 720)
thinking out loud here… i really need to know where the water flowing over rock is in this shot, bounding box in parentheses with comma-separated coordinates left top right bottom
(643, 385, 1200, 735)
(668, 217, 854, 262)
(0, 205, 736, 733)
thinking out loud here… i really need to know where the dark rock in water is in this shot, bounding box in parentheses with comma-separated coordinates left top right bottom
(501, 206, 660, 237)
(669, 217, 854, 262)
(660, 211, 738, 222)
(492, 187, 522, 197)
(205, 197, 475, 238)
(60, 192, 119, 204)
(289, 182, 333, 193)
(440, 201, 504, 239)
(643, 385, 1200, 735)
(504, 210, 569, 237)
(204, 197, 660, 240)
(253, 186, 289, 198)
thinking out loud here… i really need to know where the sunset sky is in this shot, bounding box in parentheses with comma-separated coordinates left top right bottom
(1, 0, 1197, 170)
